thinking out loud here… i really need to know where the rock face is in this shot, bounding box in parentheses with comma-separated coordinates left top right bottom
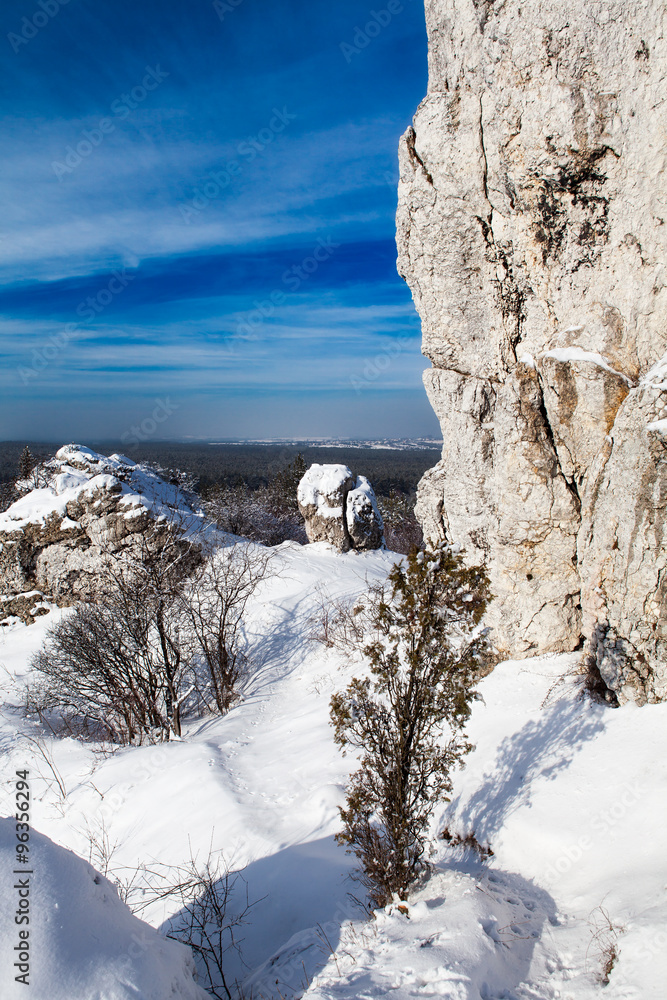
(397, 0, 667, 702)
(346, 476, 385, 551)
(0, 445, 202, 612)
(297, 464, 384, 552)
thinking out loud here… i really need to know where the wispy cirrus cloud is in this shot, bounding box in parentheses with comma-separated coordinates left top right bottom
(0, 0, 431, 440)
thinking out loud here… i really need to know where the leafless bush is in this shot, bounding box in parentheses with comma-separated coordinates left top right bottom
(21, 734, 68, 803)
(308, 585, 369, 653)
(81, 815, 120, 877)
(204, 482, 307, 546)
(587, 903, 624, 986)
(24, 679, 113, 741)
(32, 521, 198, 743)
(166, 857, 252, 1000)
(180, 542, 272, 714)
(31, 525, 269, 744)
(115, 846, 253, 1000)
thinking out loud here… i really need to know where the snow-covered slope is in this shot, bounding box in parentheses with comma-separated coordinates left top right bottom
(0, 818, 208, 1000)
(0, 536, 665, 998)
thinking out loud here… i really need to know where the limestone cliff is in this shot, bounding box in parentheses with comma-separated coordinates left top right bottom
(397, 0, 667, 702)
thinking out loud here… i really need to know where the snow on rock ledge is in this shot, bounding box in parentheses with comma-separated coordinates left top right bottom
(0, 444, 204, 611)
(398, 0, 667, 702)
(297, 465, 384, 552)
(0, 818, 208, 1000)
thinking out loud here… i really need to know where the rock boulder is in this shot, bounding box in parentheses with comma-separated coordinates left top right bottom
(0, 445, 202, 613)
(297, 464, 384, 552)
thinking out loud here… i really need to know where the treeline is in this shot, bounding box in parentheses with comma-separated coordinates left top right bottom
(0, 441, 438, 497)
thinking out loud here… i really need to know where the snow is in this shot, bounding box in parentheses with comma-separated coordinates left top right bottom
(640, 350, 667, 390)
(297, 464, 353, 508)
(302, 658, 667, 1000)
(0, 819, 208, 1000)
(0, 511, 665, 997)
(0, 489, 69, 531)
(518, 352, 536, 368)
(0, 445, 204, 536)
(542, 347, 634, 385)
(647, 418, 667, 434)
(54, 470, 90, 494)
(346, 475, 384, 533)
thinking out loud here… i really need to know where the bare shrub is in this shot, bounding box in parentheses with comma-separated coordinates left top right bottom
(117, 847, 253, 1000)
(32, 600, 176, 744)
(587, 903, 624, 986)
(204, 481, 307, 546)
(181, 542, 272, 714)
(32, 522, 198, 743)
(165, 856, 252, 1000)
(308, 585, 369, 652)
(31, 525, 269, 743)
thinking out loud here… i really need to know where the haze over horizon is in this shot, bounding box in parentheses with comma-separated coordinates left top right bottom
(0, 0, 438, 442)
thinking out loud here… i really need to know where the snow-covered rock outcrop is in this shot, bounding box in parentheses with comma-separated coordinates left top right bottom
(397, 0, 667, 702)
(297, 465, 384, 552)
(0, 818, 208, 1000)
(0, 445, 203, 613)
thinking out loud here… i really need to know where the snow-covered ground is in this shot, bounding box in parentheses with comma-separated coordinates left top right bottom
(1, 533, 665, 998)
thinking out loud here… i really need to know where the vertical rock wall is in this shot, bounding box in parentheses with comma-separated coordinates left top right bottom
(397, 0, 667, 701)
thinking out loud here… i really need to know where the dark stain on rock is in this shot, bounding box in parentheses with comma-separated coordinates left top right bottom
(531, 146, 615, 268)
(602, 378, 630, 435)
(472, 0, 496, 32)
(405, 126, 433, 185)
(552, 362, 579, 427)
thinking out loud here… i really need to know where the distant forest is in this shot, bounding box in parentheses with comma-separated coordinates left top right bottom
(0, 441, 440, 498)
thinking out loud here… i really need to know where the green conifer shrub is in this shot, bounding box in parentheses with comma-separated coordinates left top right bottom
(330, 543, 492, 908)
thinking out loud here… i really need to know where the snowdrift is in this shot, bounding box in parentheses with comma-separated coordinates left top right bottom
(0, 818, 208, 1000)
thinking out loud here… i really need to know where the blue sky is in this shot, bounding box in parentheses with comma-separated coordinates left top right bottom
(0, 0, 437, 442)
